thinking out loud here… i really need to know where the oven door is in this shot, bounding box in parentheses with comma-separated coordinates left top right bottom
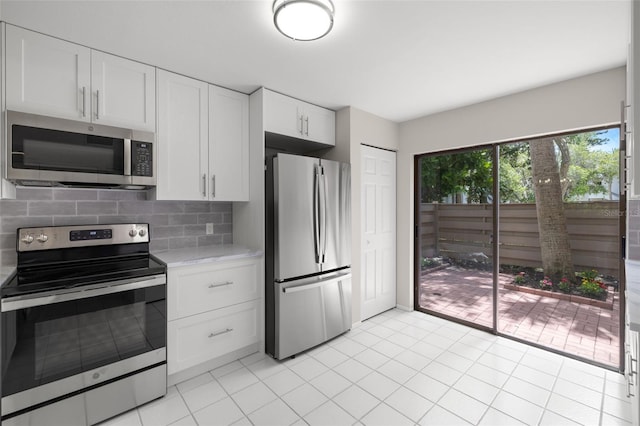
(1, 275, 166, 419)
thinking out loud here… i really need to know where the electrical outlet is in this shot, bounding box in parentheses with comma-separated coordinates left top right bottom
(206, 223, 214, 235)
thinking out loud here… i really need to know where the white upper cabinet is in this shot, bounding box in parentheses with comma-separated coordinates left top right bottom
(263, 89, 335, 146)
(5, 25, 155, 131)
(91, 51, 155, 131)
(156, 70, 209, 201)
(156, 72, 250, 201)
(303, 102, 336, 145)
(264, 90, 300, 138)
(6, 25, 91, 121)
(209, 85, 249, 201)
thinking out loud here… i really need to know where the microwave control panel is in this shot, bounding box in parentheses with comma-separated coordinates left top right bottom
(131, 141, 153, 177)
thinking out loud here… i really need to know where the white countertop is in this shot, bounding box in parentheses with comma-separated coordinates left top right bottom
(152, 244, 263, 267)
(1, 245, 262, 286)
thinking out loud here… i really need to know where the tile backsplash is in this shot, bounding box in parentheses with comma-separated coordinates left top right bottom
(0, 187, 233, 267)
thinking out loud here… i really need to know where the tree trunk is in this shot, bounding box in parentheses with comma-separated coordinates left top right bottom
(529, 138, 576, 282)
(555, 138, 571, 197)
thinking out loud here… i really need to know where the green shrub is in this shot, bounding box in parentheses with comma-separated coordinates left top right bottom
(421, 257, 440, 269)
(538, 276, 553, 290)
(580, 269, 599, 281)
(578, 280, 606, 298)
(514, 272, 527, 284)
(558, 277, 572, 294)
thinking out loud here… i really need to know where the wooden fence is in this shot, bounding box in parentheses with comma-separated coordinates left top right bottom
(420, 201, 621, 277)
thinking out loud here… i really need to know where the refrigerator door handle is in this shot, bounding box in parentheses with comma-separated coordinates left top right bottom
(321, 166, 328, 263)
(282, 271, 352, 294)
(313, 166, 321, 264)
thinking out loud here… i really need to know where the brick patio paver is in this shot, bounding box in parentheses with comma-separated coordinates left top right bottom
(419, 266, 620, 367)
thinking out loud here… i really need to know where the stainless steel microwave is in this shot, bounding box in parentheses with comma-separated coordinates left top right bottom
(6, 110, 156, 188)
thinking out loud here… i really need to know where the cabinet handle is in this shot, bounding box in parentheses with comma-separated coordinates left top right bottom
(305, 116, 309, 136)
(81, 87, 86, 117)
(202, 174, 207, 197)
(208, 328, 233, 338)
(299, 115, 304, 135)
(212, 175, 216, 198)
(208, 281, 233, 289)
(96, 90, 100, 119)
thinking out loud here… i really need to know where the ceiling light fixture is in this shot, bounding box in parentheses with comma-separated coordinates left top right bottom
(272, 0, 335, 41)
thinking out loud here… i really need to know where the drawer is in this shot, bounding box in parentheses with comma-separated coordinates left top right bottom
(168, 259, 259, 320)
(167, 300, 259, 375)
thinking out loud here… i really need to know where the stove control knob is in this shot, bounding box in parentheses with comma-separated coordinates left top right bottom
(21, 234, 34, 244)
(138, 228, 147, 237)
(129, 229, 138, 237)
(36, 234, 48, 243)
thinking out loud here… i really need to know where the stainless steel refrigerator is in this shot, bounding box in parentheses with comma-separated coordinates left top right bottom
(265, 153, 352, 359)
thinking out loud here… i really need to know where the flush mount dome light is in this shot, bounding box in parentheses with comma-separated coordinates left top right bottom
(273, 0, 335, 41)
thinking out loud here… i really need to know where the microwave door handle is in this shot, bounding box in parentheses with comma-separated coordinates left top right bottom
(124, 139, 132, 176)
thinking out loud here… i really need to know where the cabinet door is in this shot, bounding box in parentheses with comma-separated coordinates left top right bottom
(263, 89, 302, 139)
(209, 85, 249, 201)
(156, 70, 208, 200)
(5, 25, 90, 121)
(91, 51, 156, 131)
(303, 103, 336, 145)
(167, 300, 259, 374)
(167, 259, 259, 321)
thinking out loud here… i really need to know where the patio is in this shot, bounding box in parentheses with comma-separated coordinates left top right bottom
(418, 266, 620, 367)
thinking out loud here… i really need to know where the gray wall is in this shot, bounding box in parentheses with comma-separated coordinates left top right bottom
(0, 187, 232, 267)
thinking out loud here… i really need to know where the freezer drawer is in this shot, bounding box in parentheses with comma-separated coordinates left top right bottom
(275, 270, 351, 359)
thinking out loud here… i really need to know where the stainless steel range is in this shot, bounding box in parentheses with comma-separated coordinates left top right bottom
(1, 224, 167, 426)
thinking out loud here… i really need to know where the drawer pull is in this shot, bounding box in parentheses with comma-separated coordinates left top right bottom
(209, 328, 233, 338)
(208, 281, 233, 289)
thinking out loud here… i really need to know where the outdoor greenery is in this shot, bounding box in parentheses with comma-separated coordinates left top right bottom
(419, 128, 619, 283)
(419, 131, 618, 204)
(500, 132, 618, 203)
(420, 149, 493, 203)
(508, 268, 609, 301)
(421, 256, 443, 269)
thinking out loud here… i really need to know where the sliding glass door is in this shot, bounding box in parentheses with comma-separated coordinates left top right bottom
(497, 131, 622, 367)
(414, 127, 622, 368)
(415, 147, 496, 330)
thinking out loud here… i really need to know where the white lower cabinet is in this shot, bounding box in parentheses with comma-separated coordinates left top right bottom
(168, 300, 259, 375)
(168, 259, 259, 320)
(167, 258, 262, 377)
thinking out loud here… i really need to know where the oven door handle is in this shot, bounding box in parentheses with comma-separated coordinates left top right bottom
(1, 274, 166, 312)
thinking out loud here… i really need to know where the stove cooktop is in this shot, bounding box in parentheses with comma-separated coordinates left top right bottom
(2, 254, 166, 298)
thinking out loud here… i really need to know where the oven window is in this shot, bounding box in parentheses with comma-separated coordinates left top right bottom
(2, 285, 165, 397)
(12, 125, 125, 175)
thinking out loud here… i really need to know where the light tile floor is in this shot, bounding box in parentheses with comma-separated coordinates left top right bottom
(101, 309, 632, 426)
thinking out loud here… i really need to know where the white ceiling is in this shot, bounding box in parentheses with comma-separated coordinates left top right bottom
(0, 0, 630, 123)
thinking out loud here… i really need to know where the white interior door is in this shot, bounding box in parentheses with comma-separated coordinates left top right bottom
(361, 145, 396, 320)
